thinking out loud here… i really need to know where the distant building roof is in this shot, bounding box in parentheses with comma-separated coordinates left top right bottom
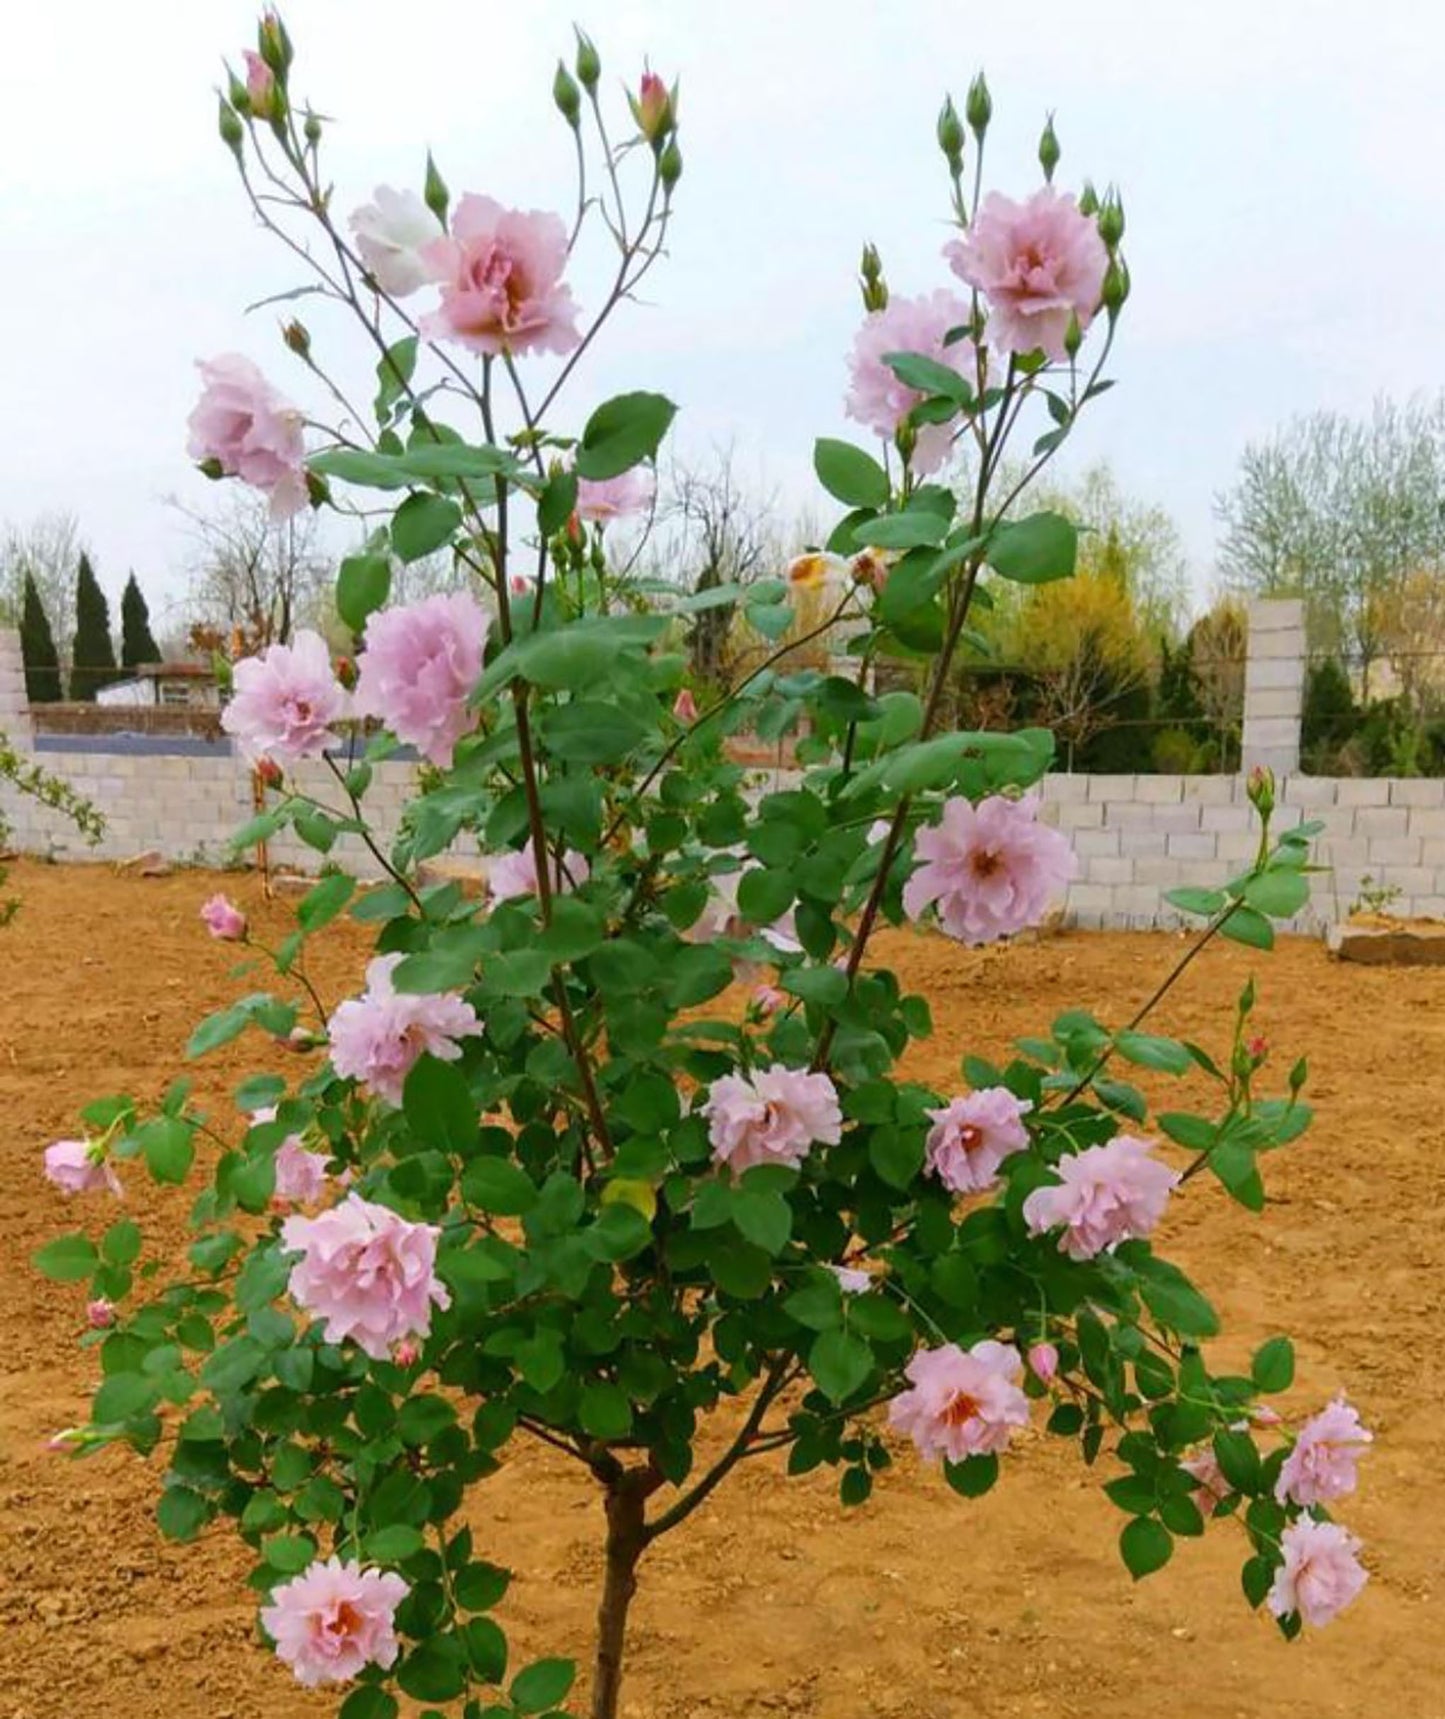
(129, 662, 214, 680)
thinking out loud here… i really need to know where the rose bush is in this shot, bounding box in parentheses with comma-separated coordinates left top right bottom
(36, 16, 1370, 1719)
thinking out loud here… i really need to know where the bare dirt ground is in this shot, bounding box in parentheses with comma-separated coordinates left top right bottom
(1, 861, 1440, 1718)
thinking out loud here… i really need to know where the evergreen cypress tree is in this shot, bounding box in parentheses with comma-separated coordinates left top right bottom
(19, 573, 62, 704)
(120, 572, 162, 671)
(70, 554, 119, 701)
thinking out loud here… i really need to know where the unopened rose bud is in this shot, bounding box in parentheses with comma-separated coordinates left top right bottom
(393, 1339, 420, 1367)
(47, 1427, 85, 1453)
(672, 687, 699, 723)
(1246, 763, 1275, 817)
(334, 654, 356, 690)
(750, 983, 787, 1019)
(859, 242, 888, 313)
(574, 29, 601, 93)
(257, 10, 293, 77)
(282, 319, 310, 357)
(217, 98, 245, 158)
(303, 110, 322, 145)
(1248, 1403, 1283, 1428)
(965, 71, 992, 139)
(1028, 1342, 1059, 1385)
(1038, 114, 1060, 182)
(851, 547, 892, 592)
(894, 416, 917, 466)
(1063, 313, 1083, 360)
(1078, 179, 1100, 218)
(243, 49, 277, 119)
(553, 60, 582, 128)
(1101, 255, 1130, 317)
(423, 150, 449, 226)
(936, 95, 965, 175)
(634, 70, 674, 145)
(200, 893, 247, 942)
(277, 1025, 321, 1053)
(1098, 191, 1125, 250)
(658, 137, 683, 193)
(1247, 1034, 1270, 1065)
(87, 1298, 116, 1330)
(256, 757, 284, 791)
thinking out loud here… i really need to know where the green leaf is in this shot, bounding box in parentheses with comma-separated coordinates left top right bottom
(93, 1371, 156, 1422)
(538, 468, 578, 536)
(403, 1056, 479, 1157)
(881, 350, 973, 403)
(297, 872, 355, 933)
(987, 511, 1077, 583)
(1158, 1113, 1217, 1151)
(784, 1276, 844, 1332)
(455, 1561, 511, 1612)
(813, 438, 890, 509)
(34, 1233, 99, 1282)
(263, 1532, 318, 1573)
(579, 1382, 634, 1440)
(1132, 1254, 1220, 1338)
(461, 1158, 538, 1216)
(1241, 1554, 1274, 1610)
(575, 391, 676, 480)
(1114, 1031, 1192, 1076)
(140, 1117, 195, 1185)
(398, 1636, 470, 1703)
(481, 614, 668, 697)
(808, 1329, 872, 1403)
(1251, 1336, 1295, 1394)
(539, 701, 649, 765)
(866, 511, 951, 551)
(101, 1220, 142, 1266)
(1244, 869, 1310, 919)
(737, 867, 795, 927)
(1213, 1429, 1261, 1493)
(511, 1659, 577, 1714)
(1166, 885, 1225, 918)
(731, 1188, 792, 1254)
(462, 1616, 508, 1683)
(1219, 905, 1275, 950)
(156, 1485, 211, 1543)
(398, 1395, 458, 1446)
(373, 334, 418, 416)
(1119, 1516, 1173, 1579)
(364, 1524, 427, 1561)
(944, 1454, 999, 1498)
(337, 553, 392, 633)
(391, 491, 462, 562)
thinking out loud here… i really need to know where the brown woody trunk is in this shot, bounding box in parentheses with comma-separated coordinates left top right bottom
(590, 1474, 649, 1719)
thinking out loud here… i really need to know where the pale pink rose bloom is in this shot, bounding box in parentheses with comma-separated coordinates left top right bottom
(349, 186, 444, 298)
(750, 983, 787, 1017)
(831, 1263, 872, 1295)
(1022, 1134, 1178, 1260)
(903, 792, 1076, 945)
(672, 687, 699, 723)
(260, 1556, 409, 1687)
(281, 1192, 450, 1360)
(221, 630, 347, 768)
(944, 187, 1109, 361)
(1275, 1396, 1373, 1507)
(1180, 1446, 1233, 1517)
(421, 196, 581, 357)
(787, 551, 851, 594)
(251, 1107, 331, 1205)
(888, 1339, 1030, 1463)
(576, 467, 655, 524)
(923, 1086, 1033, 1194)
(87, 1299, 116, 1330)
(702, 1064, 843, 1174)
(1267, 1518, 1368, 1628)
(327, 952, 483, 1108)
(200, 893, 247, 941)
(186, 354, 308, 519)
(1027, 1341, 1059, 1385)
(44, 1139, 122, 1198)
(844, 289, 975, 476)
(353, 592, 486, 767)
(243, 50, 275, 115)
(487, 837, 590, 904)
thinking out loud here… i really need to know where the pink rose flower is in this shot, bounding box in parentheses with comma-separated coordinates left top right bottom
(923, 1086, 1033, 1194)
(1026, 1341, 1058, 1385)
(944, 187, 1108, 362)
(845, 289, 975, 476)
(575, 467, 655, 524)
(672, 687, 699, 723)
(903, 792, 1076, 945)
(888, 1339, 1030, 1463)
(260, 1556, 409, 1688)
(349, 186, 444, 298)
(200, 893, 247, 942)
(1022, 1134, 1178, 1260)
(221, 629, 347, 768)
(186, 354, 308, 519)
(702, 1064, 843, 1174)
(43, 1139, 122, 1198)
(487, 837, 590, 904)
(830, 1263, 872, 1295)
(243, 50, 276, 117)
(421, 196, 581, 357)
(281, 1192, 450, 1360)
(851, 547, 894, 592)
(634, 70, 672, 142)
(87, 1298, 116, 1330)
(1180, 1446, 1233, 1518)
(353, 592, 486, 767)
(1267, 1518, 1368, 1628)
(327, 953, 483, 1109)
(251, 1107, 331, 1205)
(1275, 1396, 1373, 1507)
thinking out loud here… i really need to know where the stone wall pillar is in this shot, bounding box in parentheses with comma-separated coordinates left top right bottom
(0, 628, 31, 746)
(1242, 599, 1305, 776)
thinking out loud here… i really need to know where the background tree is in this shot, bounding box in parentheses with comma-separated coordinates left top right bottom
(120, 573, 162, 670)
(69, 554, 120, 701)
(174, 491, 331, 656)
(0, 511, 87, 662)
(19, 573, 62, 704)
(1183, 597, 1248, 769)
(1216, 396, 1445, 698)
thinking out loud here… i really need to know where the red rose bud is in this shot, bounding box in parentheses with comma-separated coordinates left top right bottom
(334, 655, 356, 690)
(1247, 763, 1276, 817)
(634, 70, 674, 144)
(1038, 114, 1061, 183)
(1247, 1035, 1270, 1065)
(87, 1299, 116, 1330)
(672, 687, 699, 723)
(256, 757, 284, 791)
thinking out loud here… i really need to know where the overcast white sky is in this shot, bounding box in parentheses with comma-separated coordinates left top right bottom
(5, 0, 1445, 625)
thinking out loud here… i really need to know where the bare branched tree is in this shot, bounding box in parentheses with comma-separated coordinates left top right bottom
(171, 492, 332, 656)
(0, 511, 88, 659)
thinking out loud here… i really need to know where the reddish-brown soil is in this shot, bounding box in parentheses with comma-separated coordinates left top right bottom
(1, 861, 1440, 1718)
